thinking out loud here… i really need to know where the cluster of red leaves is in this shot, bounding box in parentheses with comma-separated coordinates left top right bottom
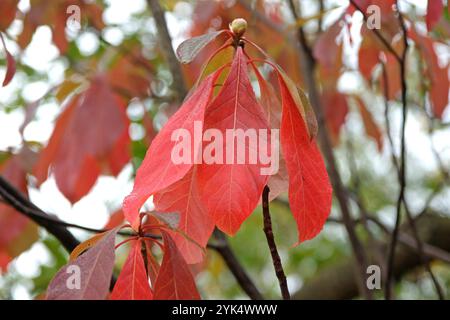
(311, 0, 448, 149)
(46, 214, 199, 300)
(0, 3, 155, 272)
(123, 24, 333, 264)
(33, 75, 130, 203)
(313, 15, 384, 150)
(350, 0, 449, 119)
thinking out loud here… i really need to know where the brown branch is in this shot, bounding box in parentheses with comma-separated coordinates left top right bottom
(0, 176, 80, 252)
(305, 191, 450, 265)
(294, 212, 450, 300)
(146, 0, 187, 102)
(262, 186, 290, 300)
(368, 215, 450, 265)
(213, 230, 264, 300)
(287, 0, 373, 300)
(318, 0, 325, 33)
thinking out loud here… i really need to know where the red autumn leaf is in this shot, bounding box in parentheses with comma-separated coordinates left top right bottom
(110, 240, 153, 300)
(123, 70, 223, 227)
(0, 157, 28, 247)
(314, 18, 344, 83)
(348, 0, 399, 37)
(277, 73, 333, 242)
(410, 29, 449, 118)
(154, 166, 214, 264)
(183, 0, 303, 86)
(321, 89, 349, 145)
(1, 32, 16, 87)
(0, 0, 18, 31)
(46, 228, 117, 300)
(426, 0, 444, 32)
(34, 75, 130, 203)
(196, 47, 270, 235)
(107, 46, 154, 99)
(144, 240, 160, 287)
(104, 209, 125, 230)
(108, 130, 131, 176)
(142, 110, 157, 147)
(354, 96, 383, 151)
(18, 0, 105, 53)
(0, 251, 11, 273)
(153, 232, 200, 300)
(379, 53, 401, 100)
(428, 62, 449, 118)
(34, 95, 79, 185)
(358, 28, 382, 80)
(253, 64, 288, 201)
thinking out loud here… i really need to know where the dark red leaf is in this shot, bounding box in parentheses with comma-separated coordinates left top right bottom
(104, 209, 124, 229)
(1, 32, 16, 87)
(355, 96, 383, 151)
(153, 232, 200, 300)
(277, 73, 333, 242)
(410, 29, 449, 118)
(34, 75, 129, 203)
(46, 228, 117, 300)
(110, 240, 153, 300)
(144, 240, 160, 287)
(253, 64, 288, 201)
(0, 154, 38, 267)
(0, 0, 18, 31)
(426, 0, 444, 32)
(321, 90, 349, 145)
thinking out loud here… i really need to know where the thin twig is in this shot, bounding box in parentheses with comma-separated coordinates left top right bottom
(383, 4, 407, 300)
(261, 186, 290, 300)
(318, 0, 325, 33)
(146, 0, 187, 102)
(384, 3, 444, 300)
(381, 61, 400, 172)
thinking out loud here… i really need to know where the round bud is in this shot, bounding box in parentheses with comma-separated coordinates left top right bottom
(229, 18, 247, 37)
